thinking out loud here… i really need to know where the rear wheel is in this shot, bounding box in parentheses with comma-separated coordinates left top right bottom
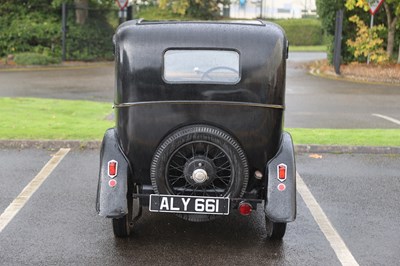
(150, 125, 249, 222)
(112, 189, 141, 237)
(265, 216, 286, 240)
(112, 214, 133, 237)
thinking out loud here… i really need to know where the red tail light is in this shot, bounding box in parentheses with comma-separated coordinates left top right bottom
(238, 202, 253, 216)
(277, 163, 287, 181)
(277, 183, 286, 191)
(108, 160, 118, 178)
(108, 179, 117, 188)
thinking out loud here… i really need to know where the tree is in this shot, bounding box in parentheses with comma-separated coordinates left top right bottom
(52, 0, 114, 25)
(345, 0, 400, 61)
(74, 0, 89, 25)
(159, 0, 230, 19)
(316, 0, 374, 63)
(346, 15, 389, 63)
(0, 0, 60, 57)
(159, 0, 190, 16)
(383, 1, 399, 59)
(0, 0, 116, 60)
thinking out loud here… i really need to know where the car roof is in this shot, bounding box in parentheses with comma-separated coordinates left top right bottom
(136, 19, 265, 26)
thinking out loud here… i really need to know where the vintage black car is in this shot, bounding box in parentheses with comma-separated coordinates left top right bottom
(96, 20, 296, 240)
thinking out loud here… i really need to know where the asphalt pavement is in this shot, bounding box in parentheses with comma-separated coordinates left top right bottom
(1, 52, 399, 129)
(1, 52, 399, 265)
(0, 149, 399, 265)
(0, 63, 114, 101)
(285, 53, 400, 129)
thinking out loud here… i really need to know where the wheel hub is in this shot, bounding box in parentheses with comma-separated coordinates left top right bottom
(184, 157, 215, 186)
(192, 168, 208, 183)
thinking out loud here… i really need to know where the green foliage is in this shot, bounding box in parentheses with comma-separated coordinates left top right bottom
(158, 0, 229, 19)
(0, 0, 117, 63)
(159, 0, 190, 16)
(316, 0, 386, 64)
(316, 0, 339, 35)
(345, 0, 370, 11)
(186, 0, 228, 19)
(137, 5, 196, 20)
(345, 0, 400, 15)
(66, 10, 115, 61)
(317, 0, 345, 63)
(274, 19, 323, 46)
(345, 0, 400, 60)
(14, 53, 61, 65)
(0, 2, 61, 58)
(51, 0, 115, 9)
(346, 15, 389, 63)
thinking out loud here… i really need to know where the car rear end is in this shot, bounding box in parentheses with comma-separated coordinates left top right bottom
(96, 20, 296, 239)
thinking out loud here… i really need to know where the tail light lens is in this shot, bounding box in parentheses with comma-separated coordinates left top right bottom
(108, 160, 118, 178)
(238, 202, 253, 216)
(108, 179, 117, 188)
(277, 183, 286, 191)
(277, 163, 287, 181)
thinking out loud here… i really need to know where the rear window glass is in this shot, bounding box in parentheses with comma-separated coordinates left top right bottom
(163, 50, 240, 84)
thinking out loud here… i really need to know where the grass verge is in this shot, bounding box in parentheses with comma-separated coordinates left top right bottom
(0, 98, 398, 146)
(287, 128, 400, 147)
(0, 98, 113, 140)
(290, 45, 327, 52)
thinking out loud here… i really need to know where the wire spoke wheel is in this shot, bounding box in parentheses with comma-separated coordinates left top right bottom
(150, 125, 248, 222)
(166, 141, 233, 197)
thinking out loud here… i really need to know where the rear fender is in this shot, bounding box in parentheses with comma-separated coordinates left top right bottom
(96, 128, 131, 218)
(264, 132, 296, 222)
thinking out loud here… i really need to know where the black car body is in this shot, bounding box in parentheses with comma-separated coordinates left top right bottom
(96, 20, 296, 239)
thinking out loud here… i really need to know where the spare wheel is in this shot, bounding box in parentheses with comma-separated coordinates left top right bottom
(150, 125, 249, 222)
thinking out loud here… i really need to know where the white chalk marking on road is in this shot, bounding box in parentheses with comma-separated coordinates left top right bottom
(0, 148, 70, 233)
(296, 172, 359, 266)
(372, 113, 400, 126)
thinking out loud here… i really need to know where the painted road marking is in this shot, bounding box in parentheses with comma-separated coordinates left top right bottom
(297, 172, 359, 266)
(0, 148, 70, 233)
(372, 114, 400, 126)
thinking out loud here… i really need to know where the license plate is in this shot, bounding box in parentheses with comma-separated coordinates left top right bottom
(149, 194, 230, 215)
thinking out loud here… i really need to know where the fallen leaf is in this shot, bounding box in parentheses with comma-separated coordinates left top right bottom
(309, 154, 323, 159)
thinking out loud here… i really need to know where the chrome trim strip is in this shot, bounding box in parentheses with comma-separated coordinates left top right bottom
(113, 101, 285, 110)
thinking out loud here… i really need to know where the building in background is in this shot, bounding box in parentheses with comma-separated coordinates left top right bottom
(229, 0, 317, 19)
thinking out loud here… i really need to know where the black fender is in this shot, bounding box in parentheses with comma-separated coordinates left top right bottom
(264, 132, 296, 222)
(96, 128, 131, 218)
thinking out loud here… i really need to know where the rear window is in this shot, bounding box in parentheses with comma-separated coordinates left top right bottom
(163, 50, 240, 84)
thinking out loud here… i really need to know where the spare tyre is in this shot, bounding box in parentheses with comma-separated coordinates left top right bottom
(150, 125, 249, 222)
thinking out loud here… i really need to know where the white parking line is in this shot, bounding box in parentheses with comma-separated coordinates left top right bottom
(372, 113, 400, 126)
(296, 172, 359, 266)
(0, 148, 70, 233)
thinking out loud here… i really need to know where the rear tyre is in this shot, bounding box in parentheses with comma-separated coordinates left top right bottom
(112, 192, 135, 237)
(112, 215, 133, 238)
(265, 216, 286, 240)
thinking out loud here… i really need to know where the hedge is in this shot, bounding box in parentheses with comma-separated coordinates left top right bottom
(14, 53, 61, 65)
(274, 19, 323, 46)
